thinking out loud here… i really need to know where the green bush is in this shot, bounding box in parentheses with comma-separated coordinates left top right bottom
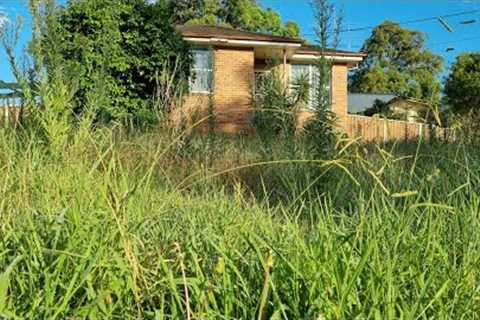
(43, 0, 191, 123)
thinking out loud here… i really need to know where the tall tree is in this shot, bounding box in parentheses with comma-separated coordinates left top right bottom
(349, 21, 443, 102)
(169, 0, 301, 38)
(444, 52, 480, 114)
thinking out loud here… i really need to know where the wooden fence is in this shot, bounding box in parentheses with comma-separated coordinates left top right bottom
(0, 105, 22, 127)
(339, 115, 454, 142)
(0, 105, 455, 142)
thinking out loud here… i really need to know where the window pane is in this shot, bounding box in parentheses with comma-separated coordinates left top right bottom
(291, 64, 310, 82)
(193, 49, 212, 70)
(191, 69, 212, 93)
(290, 64, 331, 110)
(190, 49, 212, 92)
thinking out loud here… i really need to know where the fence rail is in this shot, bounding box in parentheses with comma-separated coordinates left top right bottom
(339, 115, 454, 142)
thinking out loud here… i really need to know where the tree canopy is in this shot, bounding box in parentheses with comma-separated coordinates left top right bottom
(169, 0, 300, 38)
(43, 0, 191, 122)
(444, 52, 480, 114)
(349, 21, 443, 102)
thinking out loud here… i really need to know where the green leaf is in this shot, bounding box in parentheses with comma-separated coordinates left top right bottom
(0, 255, 24, 316)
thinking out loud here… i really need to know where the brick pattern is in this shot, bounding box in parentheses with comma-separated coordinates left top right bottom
(331, 64, 348, 117)
(213, 48, 254, 133)
(171, 94, 212, 132)
(179, 48, 254, 133)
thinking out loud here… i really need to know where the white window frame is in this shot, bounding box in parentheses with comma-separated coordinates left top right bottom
(290, 63, 332, 110)
(189, 48, 213, 94)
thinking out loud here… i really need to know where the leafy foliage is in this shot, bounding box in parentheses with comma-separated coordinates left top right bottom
(45, 0, 191, 123)
(349, 21, 443, 102)
(169, 0, 300, 38)
(444, 53, 480, 142)
(252, 67, 306, 141)
(444, 52, 480, 114)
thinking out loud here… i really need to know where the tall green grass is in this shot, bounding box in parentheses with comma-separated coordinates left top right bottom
(1, 121, 479, 319)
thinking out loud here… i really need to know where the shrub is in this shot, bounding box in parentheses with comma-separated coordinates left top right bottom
(252, 63, 309, 142)
(43, 0, 191, 124)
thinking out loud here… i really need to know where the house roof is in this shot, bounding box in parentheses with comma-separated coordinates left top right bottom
(348, 93, 397, 114)
(177, 25, 366, 57)
(386, 97, 432, 110)
(177, 25, 304, 44)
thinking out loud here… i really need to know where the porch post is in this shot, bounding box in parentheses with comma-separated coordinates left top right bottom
(283, 48, 287, 87)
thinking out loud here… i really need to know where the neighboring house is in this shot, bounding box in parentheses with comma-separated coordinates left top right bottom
(384, 97, 431, 123)
(176, 25, 366, 133)
(349, 93, 431, 123)
(348, 93, 397, 114)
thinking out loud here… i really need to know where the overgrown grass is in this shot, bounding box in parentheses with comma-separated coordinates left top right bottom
(1, 122, 480, 319)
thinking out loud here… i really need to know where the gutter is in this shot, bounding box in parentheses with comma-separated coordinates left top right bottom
(183, 37, 303, 48)
(292, 54, 364, 64)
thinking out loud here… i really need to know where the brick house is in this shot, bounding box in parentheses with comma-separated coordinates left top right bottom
(176, 25, 366, 133)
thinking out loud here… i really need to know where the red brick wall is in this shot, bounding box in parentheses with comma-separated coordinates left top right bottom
(178, 47, 254, 133)
(331, 64, 348, 117)
(179, 49, 354, 135)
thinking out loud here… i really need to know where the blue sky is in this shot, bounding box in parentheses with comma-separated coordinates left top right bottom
(261, 0, 480, 71)
(1, 0, 479, 82)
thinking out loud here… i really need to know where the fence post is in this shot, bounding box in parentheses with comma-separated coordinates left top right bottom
(383, 119, 387, 143)
(5, 103, 9, 126)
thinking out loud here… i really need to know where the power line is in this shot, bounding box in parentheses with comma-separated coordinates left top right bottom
(301, 8, 480, 36)
(336, 35, 480, 50)
(429, 35, 480, 47)
(340, 9, 480, 33)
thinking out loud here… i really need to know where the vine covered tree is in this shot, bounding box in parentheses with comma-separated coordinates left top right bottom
(42, 0, 191, 123)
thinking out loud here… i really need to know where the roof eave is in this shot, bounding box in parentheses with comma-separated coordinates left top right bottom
(295, 50, 367, 58)
(183, 37, 303, 48)
(291, 53, 365, 65)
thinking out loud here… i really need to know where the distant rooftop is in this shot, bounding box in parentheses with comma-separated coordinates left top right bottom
(348, 93, 397, 114)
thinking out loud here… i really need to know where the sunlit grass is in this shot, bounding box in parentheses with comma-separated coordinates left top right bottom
(0, 122, 479, 319)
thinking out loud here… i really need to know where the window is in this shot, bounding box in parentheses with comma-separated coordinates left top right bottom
(291, 64, 331, 109)
(254, 70, 270, 98)
(190, 49, 213, 93)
